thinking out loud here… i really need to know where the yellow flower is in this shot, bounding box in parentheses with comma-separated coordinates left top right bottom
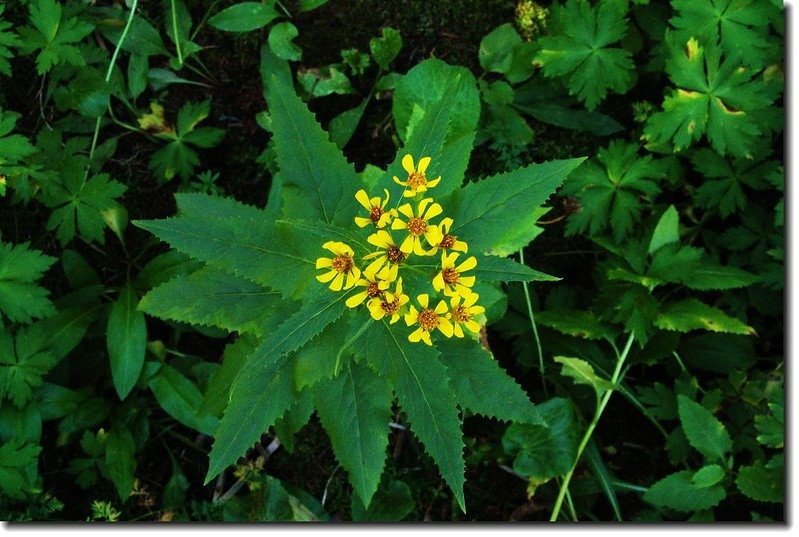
(393, 154, 441, 197)
(345, 272, 391, 308)
(391, 198, 443, 256)
(354, 188, 394, 228)
(363, 230, 406, 281)
(315, 241, 361, 291)
(447, 292, 485, 338)
(426, 217, 468, 254)
(432, 251, 477, 297)
(366, 277, 409, 324)
(404, 294, 453, 345)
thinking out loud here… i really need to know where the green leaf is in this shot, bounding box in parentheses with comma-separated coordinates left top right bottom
(536, 309, 618, 341)
(472, 254, 559, 283)
(644, 470, 726, 512)
(736, 462, 783, 503)
(677, 395, 732, 462)
(17, 0, 94, 74)
(134, 194, 316, 298)
(393, 335, 466, 512)
(670, 0, 776, 69)
(273, 387, 314, 452)
(268, 22, 301, 61)
(648, 244, 760, 290)
(297, 65, 355, 97)
(677, 333, 756, 374)
(0, 241, 57, 325)
(148, 364, 218, 436)
(655, 298, 755, 336)
(41, 172, 127, 245)
(139, 266, 282, 336)
(105, 425, 136, 501)
(262, 58, 360, 226)
(300, 0, 329, 10)
(437, 338, 542, 424)
(0, 6, 20, 77)
(562, 140, 661, 242)
(0, 440, 41, 499)
(450, 158, 584, 255)
(328, 99, 368, 150)
(643, 37, 777, 158)
(648, 205, 680, 254)
(479, 23, 524, 74)
(0, 109, 36, 168)
(691, 464, 725, 488)
(351, 479, 415, 522)
(554, 356, 614, 398)
(314, 361, 392, 506)
(209, 2, 279, 32)
(107, 283, 147, 400)
(0, 331, 57, 408)
(206, 292, 348, 483)
(369, 27, 402, 70)
(534, 0, 635, 110)
(502, 398, 579, 480)
(95, 9, 167, 57)
(201, 335, 258, 419)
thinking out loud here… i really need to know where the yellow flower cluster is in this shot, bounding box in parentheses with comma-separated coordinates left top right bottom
(315, 155, 485, 346)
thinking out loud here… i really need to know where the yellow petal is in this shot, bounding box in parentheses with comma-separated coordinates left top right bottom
(381, 189, 391, 206)
(457, 256, 478, 272)
(434, 300, 448, 315)
(346, 291, 368, 308)
(330, 272, 345, 291)
(424, 202, 443, 220)
(402, 154, 415, 174)
(438, 318, 454, 337)
(402, 189, 416, 198)
(465, 320, 481, 334)
(354, 216, 371, 228)
(439, 217, 453, 233)
(453, 323, 464, 338)
(355, 189, 371, 209)
(469, 305, 486, 316)
(405, 306, 419, 326)
(393, 175, 406, 186)
(426, 225, 443, 246)
(368, 230, 392, 248)
(453, 240, 468, 253)
(392, 218, 408, 230)
(426, 176, 441, 189)
(322, 240, 339, 253)
(345, 268, 360, 289)
(459, 276, 476, 288)
(368, 299, 385, 320)
(408, 327, 424, 343)
(417, 156, 431, 174)
(316, 257, 332, 269)
(316, 270, 337, 283)
(432, 272, 445, 292)
(397, 203, 414, 219)
(463, 292, 479, 307)
(399, 234, 415, 254)
(420, 331, 432, 346)
(365, 257, 386, 278)
(412, 238, 429, 257)
(442, 251, 457, 269)
(417, 294, 429, 309)
(417, 197, 432, 217)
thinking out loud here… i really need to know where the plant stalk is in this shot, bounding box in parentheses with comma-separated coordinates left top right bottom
(549, 331, 636, 521)
(519, 248, 547, 398)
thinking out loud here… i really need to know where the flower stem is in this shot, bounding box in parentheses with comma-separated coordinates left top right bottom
(519, 248, 547, 398)
(549, 331, 636, 522)
(171, 0, 184, 66)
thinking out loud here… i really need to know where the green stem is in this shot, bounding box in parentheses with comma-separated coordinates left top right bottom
(519, 248, 547, 398)
(84, 0, 139, 178)
(549, 331, 636, 522)
(171, 0, 184, 66)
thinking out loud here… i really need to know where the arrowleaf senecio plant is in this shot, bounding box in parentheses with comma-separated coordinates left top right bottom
(134, 49, 584, 512)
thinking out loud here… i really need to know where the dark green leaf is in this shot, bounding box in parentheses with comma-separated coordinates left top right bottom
(644, 470, 726, 512)
(105, 425, 136, 500)
(677, 395, 732, 461)
(107, 283, 147, 400)
(208, 2, 279, 32)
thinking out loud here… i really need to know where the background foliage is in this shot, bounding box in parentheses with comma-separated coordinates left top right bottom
(0, 0, 784, 522)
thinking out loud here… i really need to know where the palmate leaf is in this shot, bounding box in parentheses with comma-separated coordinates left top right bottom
(0, 241, 57, 326)
(0, 5, 20, 77)
(647, 244, 760, 290)
(448, 158, 584, 255)
(534, 0, 635, 110)
(205, 291, 349, 483)
(0, 330, 58, 408)
(139, 265, 283, 336)
(643, 36, 777, 158)
(17, 0, 94, 74)
(0, 108, 36, 169)
(0, 440, 41, 499)
(670, 0, 776, 69)
(562, 140, 662, 242)
(40, 172, 127, 245)
(314, 360, 392, 506)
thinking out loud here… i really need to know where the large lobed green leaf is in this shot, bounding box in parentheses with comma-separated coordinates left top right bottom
(0, 241, 57, 326)
(314, 361, 392, 507)
(449, 158, 584, 255)
(205, 291, 348, 483)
